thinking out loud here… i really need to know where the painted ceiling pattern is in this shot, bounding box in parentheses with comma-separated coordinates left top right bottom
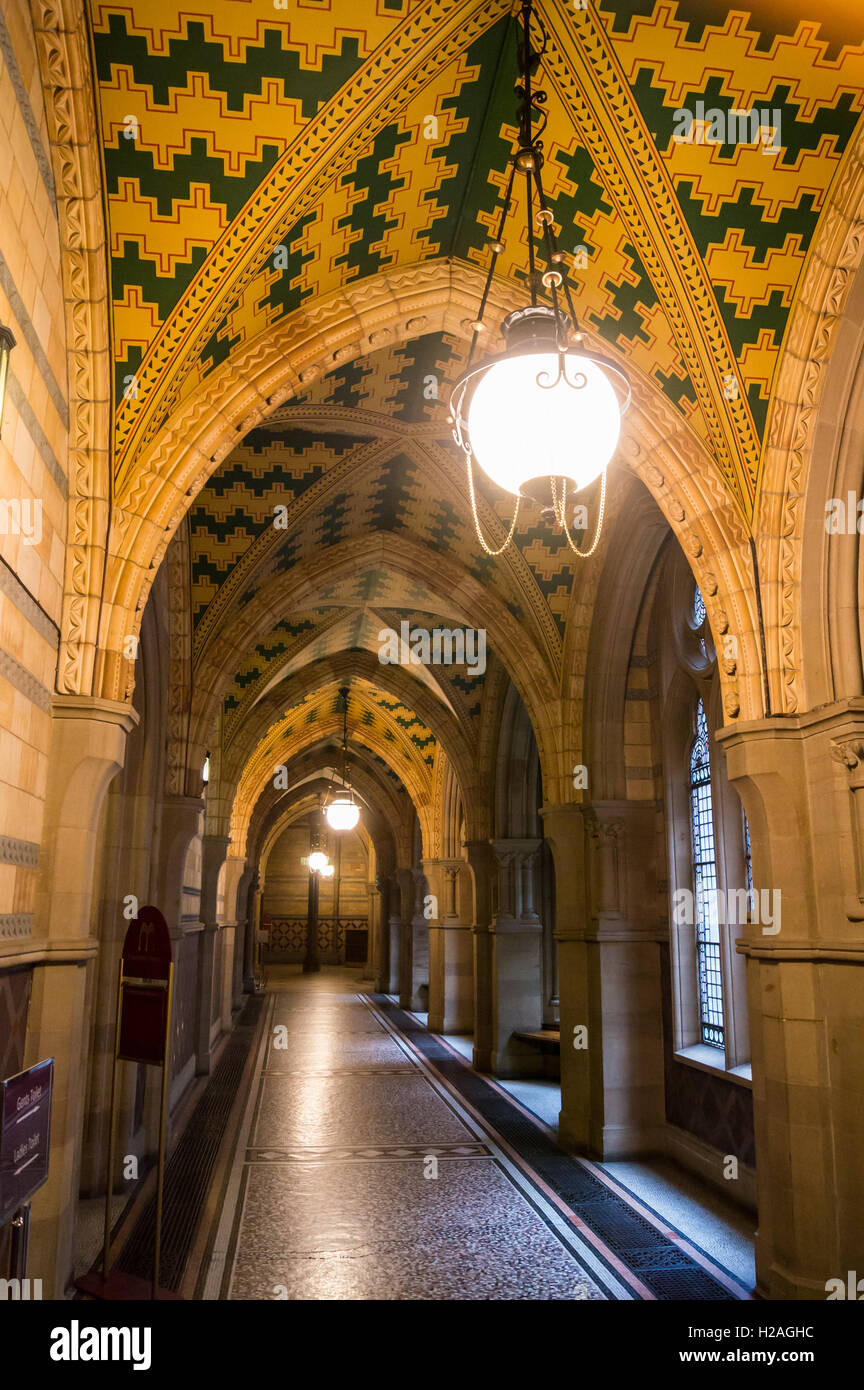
(93, 0, 864, 510)
(189, 334, 579, 705)
(88, 0, 864, 830)
(219, 601, 489, 739)
(242, 678, 440, 807)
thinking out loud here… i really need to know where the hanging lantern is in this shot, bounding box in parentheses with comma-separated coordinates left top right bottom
(325, 796, 359, 831)
(324, 686, 360, 831)
(451, 305, 628, 499)
(307, 850, 329, 873)
(449, 0, 630, 558)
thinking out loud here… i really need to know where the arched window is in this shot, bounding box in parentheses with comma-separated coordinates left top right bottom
(743, 811, 753, 902)
(689, 698, 724, 1048)
(691, 585, 708, 656)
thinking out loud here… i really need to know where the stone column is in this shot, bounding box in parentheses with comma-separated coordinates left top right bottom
(232, 865, 255, 1006)
(396, 868, 427, 1010)
(717, 702, 864, 1300)
(26, 696, 138, 1298)
(544, 801, 664, 1157)
(485, 838, 544, 1076)
(196, 832, 229, 1073)
(386, 871, 404, 994)
(360, 881, 380, 982)
(244, 879, 261, 990)
(428, 860, 473, 1033)
(372, 873, 390, 991)
(540, 804, 591, 1144)
(466, 840, 495, 1070)
(220, 853, 246, 1025)
(152, 794, 204, 923)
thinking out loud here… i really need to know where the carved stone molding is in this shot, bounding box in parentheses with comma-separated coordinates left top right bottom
(830, 737, 864, 771)
(761, 123, 864, 716)
(30, 0, 112, 700)
(0, 914, 33, 939)
(0, 837, 40, 869)
(165, 520, 193, 795)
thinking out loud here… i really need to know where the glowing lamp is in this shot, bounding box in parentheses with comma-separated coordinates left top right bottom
(325, 797, 359, 832)
(456, 308, 624, 497)
(452, 307, 630, 503)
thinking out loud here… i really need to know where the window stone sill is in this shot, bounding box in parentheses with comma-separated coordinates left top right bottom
(674, 1043, 753, 1087)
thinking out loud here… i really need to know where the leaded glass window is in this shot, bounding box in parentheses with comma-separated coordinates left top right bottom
(692, 585, 706, 630)
(689, 699, 724, 1047)
(692, 585, 707, 656)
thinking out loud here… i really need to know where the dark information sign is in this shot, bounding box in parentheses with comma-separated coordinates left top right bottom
(117, 906, 172, 1066)
(0, 1058, 53, 1224)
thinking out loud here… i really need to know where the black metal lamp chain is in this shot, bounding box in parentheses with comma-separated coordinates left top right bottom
(456, 0, 610, 560)
(467, 0, 583, 364)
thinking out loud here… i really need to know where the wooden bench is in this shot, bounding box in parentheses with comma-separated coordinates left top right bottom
(514, 1028, 561, 1052)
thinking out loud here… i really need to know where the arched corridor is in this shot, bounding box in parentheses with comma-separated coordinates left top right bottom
(1, 0, 863, 1355)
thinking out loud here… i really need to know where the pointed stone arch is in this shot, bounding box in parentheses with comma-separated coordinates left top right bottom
(96, 260, 760, 753)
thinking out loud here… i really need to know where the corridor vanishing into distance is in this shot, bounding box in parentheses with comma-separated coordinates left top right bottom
(192, 968, 750, 1303)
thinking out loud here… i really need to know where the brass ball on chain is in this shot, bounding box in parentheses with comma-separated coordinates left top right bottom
(514, 150, 536, 172)
(542, 269, 563, 289)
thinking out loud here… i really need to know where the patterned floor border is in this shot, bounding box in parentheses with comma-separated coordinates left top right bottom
(365, 993, 752, 1303)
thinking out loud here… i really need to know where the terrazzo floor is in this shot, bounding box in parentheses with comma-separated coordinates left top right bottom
(203, 967, 752, 1302)
(438, 1031, 756, 1289)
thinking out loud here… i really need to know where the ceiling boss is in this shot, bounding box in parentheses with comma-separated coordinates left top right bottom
(449, 0, 631, 558)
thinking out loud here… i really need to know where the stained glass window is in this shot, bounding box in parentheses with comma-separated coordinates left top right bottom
(689, 699, 724, 1047)
(692, 585, 706, 630)
(743, 810, 753, 904)
(692, 586, 707, 656)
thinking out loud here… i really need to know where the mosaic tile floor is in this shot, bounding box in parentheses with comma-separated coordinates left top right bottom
(204, 967, 751, 1302)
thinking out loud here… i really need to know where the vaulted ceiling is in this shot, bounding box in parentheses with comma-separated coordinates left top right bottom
(88, 0, 864, 846)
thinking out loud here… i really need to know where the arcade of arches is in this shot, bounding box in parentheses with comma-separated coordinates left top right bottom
(0, 0, 863, 1303)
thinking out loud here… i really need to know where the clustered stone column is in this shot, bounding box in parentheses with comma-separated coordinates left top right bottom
(26, 697, 138, 1298)
(397, 867, 427, 1011)
(717, 704, 864, 1300)
(385, 869, 405, 995)
(196, 833, 230, 1074)
(466, 838, 544, 1075)
(543, 801, 664, 1156)
(427, 859, 473, 1033)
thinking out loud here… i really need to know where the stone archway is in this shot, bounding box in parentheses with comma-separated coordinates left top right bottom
(90, 261, 762, 742)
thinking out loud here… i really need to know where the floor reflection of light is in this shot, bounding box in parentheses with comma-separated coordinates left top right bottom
(275, 971, 341, 1148)
(262, 969, 379, 1295)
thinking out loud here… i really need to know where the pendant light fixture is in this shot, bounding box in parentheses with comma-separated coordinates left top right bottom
(449, 0, 630, 557)
(325, 686, 360, 831)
